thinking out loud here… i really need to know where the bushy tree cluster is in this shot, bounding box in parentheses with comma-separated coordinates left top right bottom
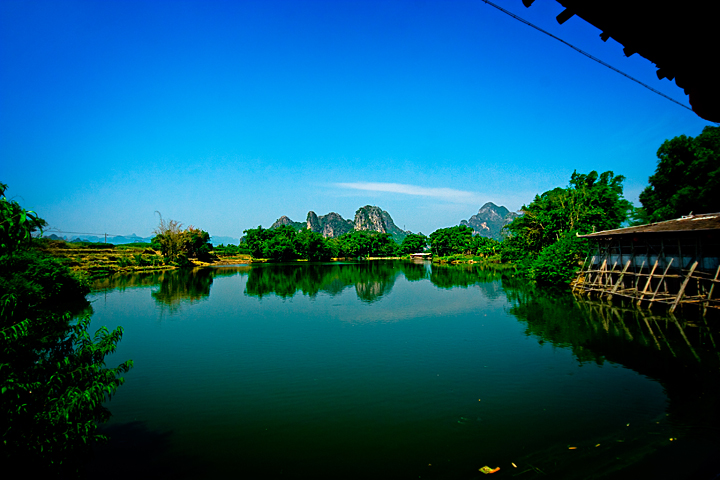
(638, 126, 719, 222)
(1, 183, 132, 475)
(241, 226, 413, 261)
(397, 233, 429, 255)
(500, 170, 632, 285)
(428, 225, 500, 258)
(152, 213, 213, 264)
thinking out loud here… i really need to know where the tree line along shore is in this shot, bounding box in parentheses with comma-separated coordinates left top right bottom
(23, 125, 720, 287)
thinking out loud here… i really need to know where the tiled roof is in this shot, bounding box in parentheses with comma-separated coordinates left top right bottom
(579, 214, 720, 238)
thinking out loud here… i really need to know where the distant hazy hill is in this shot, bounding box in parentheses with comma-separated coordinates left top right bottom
(210, 236, 239, 246)
(44, 233, 154, 244)
(460, 202, 519, 240)
(270, 205, 409, 242)
(44, 232, 238, 246)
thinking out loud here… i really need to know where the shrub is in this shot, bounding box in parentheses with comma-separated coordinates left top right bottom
(529, 234, 588, 285)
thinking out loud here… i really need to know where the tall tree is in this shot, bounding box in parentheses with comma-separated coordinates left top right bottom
(638, 126, 720, 222)
(501, 170, 631, 285)
(398, 233, 428, 255)
(504, 170, 631, 255)
(429, 225, 474, 256)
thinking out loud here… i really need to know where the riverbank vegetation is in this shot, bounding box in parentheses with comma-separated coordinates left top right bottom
(40, 128, 720, 287)
(0, 183, 132, 475)
(501, 170, 632, 285)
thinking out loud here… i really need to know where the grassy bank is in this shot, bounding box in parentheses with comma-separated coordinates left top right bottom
(37, 239, 253, 279)
(432, 253, 504, 265)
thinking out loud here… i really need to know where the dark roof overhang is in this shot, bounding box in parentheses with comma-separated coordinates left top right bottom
(522, 0, 719, 123)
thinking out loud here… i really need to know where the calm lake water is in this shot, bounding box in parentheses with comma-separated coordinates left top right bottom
(87, 261, 720, 479)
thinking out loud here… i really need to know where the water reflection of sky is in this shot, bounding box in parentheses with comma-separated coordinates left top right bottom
(88, 262, 720, 479)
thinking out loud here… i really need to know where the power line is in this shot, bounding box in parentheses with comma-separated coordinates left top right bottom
(44, 229, 149, 238)
(480, 0, 697, 115)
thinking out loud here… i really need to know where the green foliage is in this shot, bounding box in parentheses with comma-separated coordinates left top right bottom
(337, 230, 397, 257)
(398, 233, 428, 255)
(213, 243, 240, 255)
(429, 263, 511, 289)
(1, 185, 132, 474)
(505, 170, 631, 255)
(152, 214, 213, 264)
(296, 229, 332, 261)
(241, 226, 399, 261)
(117, 253, 163, 268)
(242, 226, 275, 259)
(262, 231, 300, 261)
(429, 225, 474, 256)
(152, 214, 184, 260)
(501, 170, 630, 285)
(182, 227, 212, 261)
(472, 235, 500, 257)
(528, 233, 588, 285)
(0, 251, 90, 315)
(638, 126, 720, 222)
(0, 183, 47, 254)
(245, 262, 398, 301)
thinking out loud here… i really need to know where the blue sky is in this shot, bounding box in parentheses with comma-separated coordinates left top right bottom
(0, 0, 713, 240)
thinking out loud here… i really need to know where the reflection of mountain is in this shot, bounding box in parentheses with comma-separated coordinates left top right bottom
(244, 262, 402, 302)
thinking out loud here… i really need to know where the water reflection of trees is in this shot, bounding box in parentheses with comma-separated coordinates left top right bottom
(244, 262, 401, 302)
(504, 284, 720, 444)
(93, 267, 250, 311)
(429, 264, 512, 294)
(151, 268, 214, 310)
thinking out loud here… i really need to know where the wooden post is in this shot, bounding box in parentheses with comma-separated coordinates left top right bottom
(608, 260, 632, 300)
(648, 258, 674, 307)
(670, 261, 699, 313)
(604, 260, 618, 290)
(634, 260, 646, 290)
(703, 264, 720, 317)
(590, 259, 607, 289)
(637, 259, 659, 305)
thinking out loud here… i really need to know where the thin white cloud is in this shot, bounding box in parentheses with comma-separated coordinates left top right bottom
(334, 182, 482, 204)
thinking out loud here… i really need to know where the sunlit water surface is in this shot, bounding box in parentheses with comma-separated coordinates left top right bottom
(87, 262, 720, 479)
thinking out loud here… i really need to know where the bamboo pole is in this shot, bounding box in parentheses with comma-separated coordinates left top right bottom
(590, 258, 607, 291)
(670, 261, 699, 313)
(608, 260, 632, 299)
(634, 260, 646, 290)
(637, 259, 660, 305)
(647, 258, 674, 307)
(703, 264, 720, 317)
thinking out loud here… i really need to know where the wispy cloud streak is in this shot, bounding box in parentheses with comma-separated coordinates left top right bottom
(335, 182, 482, 204)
